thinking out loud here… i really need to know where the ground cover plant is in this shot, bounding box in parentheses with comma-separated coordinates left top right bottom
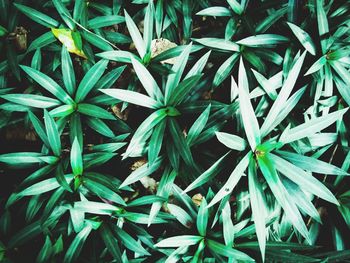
(0, 0, 350, 262)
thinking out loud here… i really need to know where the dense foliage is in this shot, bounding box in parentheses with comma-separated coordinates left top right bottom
(1, 0, 350, 262)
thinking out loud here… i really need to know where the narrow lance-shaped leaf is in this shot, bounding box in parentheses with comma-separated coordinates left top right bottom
(196, 7, 231, 17)
(261, 51, 306, 137)
(123, 109, 167, 159)
(187, 104, 211, 145)
(280, 108, 348, 144)
(316, 0, 329, 54)
(20, 65, 73, 105)
(248, 158, 266, 260)
(238, 58, 261, 151)
(287, 22, 316, 56)
(155, 235, 202, 247)
(44, 109, 61, 156)
(197, 198, 208, 236)
(276, 150, 349, 177)
(130, 56, 163, 102)
(208, 152, 252, 207)
(61, 46, 76, 96)
(237, 34, 289, 47)
(1, 94, 61, 109)
(257, 154, 311, 243)
(52, 0, 75, 30)
(124, 9, 146, 58)
(71, 137, 83, 176)
(14, 3, 59, 28)
(164, 43, 192, 103)
(75, 59, 109, 102)
(113, 227, 150, 255)
(168, 203, 193, 228)
(100, 89, 161, 109)
(148, 119, 166, 165)
(63, 224, 92, 263)
(216, 132, 247, 151)
(143, 1, 154, 53)
(99, 224, 122, 262)
(184, 152, 230, 193)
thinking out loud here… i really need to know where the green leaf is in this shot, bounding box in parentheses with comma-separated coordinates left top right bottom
(237, 34, 288, 47)
(168, 118, 194, 167)
(127, 195, 165, 207)
(130, 56, 163, 102)
(330, 60, 350, 87)
(206, 239, 254, 261)
(114, 226, 150, 255)
(100, 89, 161, 109)
(124, 9, 146, 58)
(71, 137, 83, 176)
(168, 74, 202, 106)
(97, 50, 136, 63)
(18, 176, 71, 196)
(213, 53, 239, 87)
(44, 109, 61, 156)
(155, 235, 202, 247)
(196, 7, 231, 17)
(216, 132, 247, 151)
(276, 150, 349, 177)
(208, 152, 251, 207)
(84, 177, 126, 206)
(99, 224, 122, 262)
(185, 50, 211, 79)
(238, 58, 261, 151)
(164, 43, 192, 104)
(20, 65, 73, 105)
(55, 163, 72, 193)
(168, 203, 193, 228)
(143, 1, 154, 52)
(119, 156, 162, 188)
(36, 235, 53, 263)
(87, 15, 125, 29)
(75, 59, 109, 102)
(85, 117, 115, 138)
(74, 201, 120, 215)
(273, 153, 338, 205)
(27, 31, 57, 53)
(63, 224, 92, 263)
(1, 94, 61, 109)
(50, 104, 75, 118)
(192, 38, 239, 52)
(316, 0, 329, 53)
(197, 198, 208, 236)
(260, 51, 306, 137)
(0, 152, 49, 165)
(248, 158, 266, 260)
(257, 154, 311, 243)
(124, 109, 167, 158)
(28, 111, 50, 149)
(77, 103, 114, 120)
(183, 151, 229, 193)
(287, 22, 316, 56)
(279, 108, 348, 144)
(187, 104, 211, 145)
(52, 0, 75, 30)
(61, 46, 76, 96)
(148, 119, 166, 165)
(13, 3, 59, 28)
(222, 202, 235, 247)
(304, 56, 327, 75)
(283, 178, 321, 222)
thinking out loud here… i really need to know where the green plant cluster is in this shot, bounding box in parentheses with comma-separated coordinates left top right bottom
(1, 0, 350, 262)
